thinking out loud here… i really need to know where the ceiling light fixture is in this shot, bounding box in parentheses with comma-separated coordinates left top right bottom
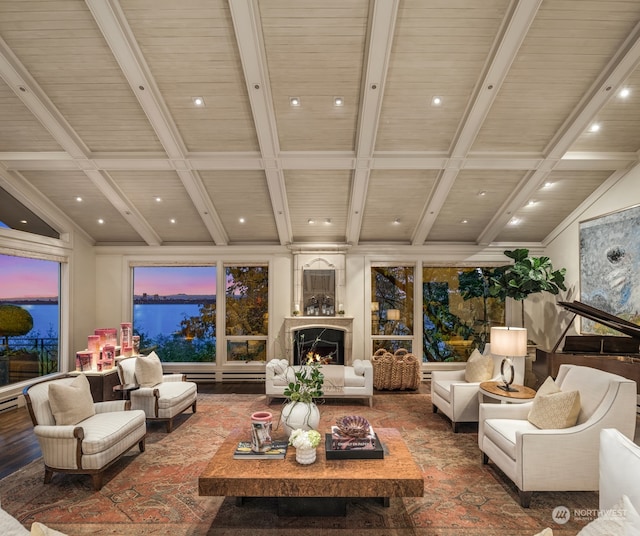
(543, 181, 554, 189)
(392, 218, 401, 225)
(192, 97, 205, 107)
(619, 88, 630, 98)
(431, 96, 442, 106)
(333, 96, 344, 106)
(527, 200, 536, 206)
(170, 218, 176, 224)
(478, 190, 487, 197)
(324, 218, 332, 225)
(290, 97, 301, 107)
(97, 218, 105, 224)
(509, 217, 521, 225)
(589, 123, 601, 133)
(239, 217, 245, 223)
(307, 218, 315, 224)
(155, 196, 162, 202)
(461, 219, 468, 224)
(20, 219, 27, 224)
(75, 196, 82, 202)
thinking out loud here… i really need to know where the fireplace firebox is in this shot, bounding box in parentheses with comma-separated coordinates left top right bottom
(293, 327, 345, 366)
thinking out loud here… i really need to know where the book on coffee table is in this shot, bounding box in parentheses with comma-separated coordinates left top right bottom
(325, 432, 384, 460)
(233, 440, 288, 460)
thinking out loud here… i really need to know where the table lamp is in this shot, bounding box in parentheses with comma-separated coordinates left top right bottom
(490, 326, 527, 392)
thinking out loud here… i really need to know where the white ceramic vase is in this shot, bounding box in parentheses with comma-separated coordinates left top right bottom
(295, 447, 317, 465)
(281, 401, 320, 437)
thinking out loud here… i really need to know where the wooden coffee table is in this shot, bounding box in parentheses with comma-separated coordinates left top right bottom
(199, 427, 424, 515)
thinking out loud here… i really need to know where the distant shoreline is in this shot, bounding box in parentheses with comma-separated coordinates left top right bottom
(1, 298, 215, 305)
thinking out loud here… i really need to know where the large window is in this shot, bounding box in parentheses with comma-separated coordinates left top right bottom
(132, 266, 216, 362)
(0, 254, 60, 386)
(371, 265, 414, 353)
(422, 266, 505, 362)
(225, 265, 268, 363)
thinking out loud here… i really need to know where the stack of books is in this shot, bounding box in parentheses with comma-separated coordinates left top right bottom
(325, 426, 384, 459)
(233, 440, 288, 460)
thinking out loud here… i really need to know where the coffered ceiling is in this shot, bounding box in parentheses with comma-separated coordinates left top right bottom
(1, 0, 640, 248)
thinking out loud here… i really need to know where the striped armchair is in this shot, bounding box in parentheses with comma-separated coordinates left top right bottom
(23, 375, 147, 490)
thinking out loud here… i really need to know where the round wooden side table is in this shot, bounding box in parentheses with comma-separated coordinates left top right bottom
(478, 381, 536, 403)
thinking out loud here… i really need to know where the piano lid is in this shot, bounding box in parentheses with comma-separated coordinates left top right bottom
(558, 300, 640, 341)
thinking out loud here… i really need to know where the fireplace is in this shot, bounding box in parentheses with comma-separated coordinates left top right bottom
(283, 316, 353, 366)
(293, 327, 345, 366)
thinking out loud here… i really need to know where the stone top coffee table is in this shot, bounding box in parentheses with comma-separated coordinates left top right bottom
(199, 427, 423, 515)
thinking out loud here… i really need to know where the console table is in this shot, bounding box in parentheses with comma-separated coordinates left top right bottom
(199, 427, 423, 515)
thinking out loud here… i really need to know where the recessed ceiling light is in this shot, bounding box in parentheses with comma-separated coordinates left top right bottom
(478, 190, 487, 197)
(290, 97, 301, 107)
(392, 218, 401, 225)
(619, 88, 630, 98)
(97, 218, 105, 224)
(589, 123, 601, 133)
(333, 96, 344, 106)
(461, 219, 468, 224)
(307, 218, 315, 224)
(155, 196, 162, 202)
(192, 97, 205, 107)
(527, 200, 536, 206)
(431, 96, 442, 106)
(239, 217, 245, 223)
(543, 181, 554, 189)
(75, 196, 82, 202)
(20, 219, 27, 224)
(170, 218, 176, 224)
(324, 218, 332, 225)
(509, 217, 521, 226)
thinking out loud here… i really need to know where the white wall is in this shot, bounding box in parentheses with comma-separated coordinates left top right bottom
(538, 166, 640, 350)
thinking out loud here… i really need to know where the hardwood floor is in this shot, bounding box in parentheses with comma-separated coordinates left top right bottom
(1, 381, 638, 481)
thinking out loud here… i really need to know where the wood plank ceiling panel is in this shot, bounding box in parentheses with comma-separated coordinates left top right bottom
(0, 80, 62, 152)
(109, 170, 213, 243)
(20, 169, 143, 243)
(121, 0, 259, 153)
(472, 0, 640, 153)
(361, 169, 438, 243)
(495, 169, 614, 242)
(259, 0, 369, 151)
(285, 170, 350, 242)
(199, 170, 279, 244)
(427, 170, 525, 243)
(0, 0, 163, 153)
(569, 66, 640, 153)
(376, 0, 511, 152)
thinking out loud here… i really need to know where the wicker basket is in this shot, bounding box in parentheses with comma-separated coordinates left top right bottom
(372, 348, 421, 391)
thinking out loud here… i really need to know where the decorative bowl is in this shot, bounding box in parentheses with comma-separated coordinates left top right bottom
(335, 415, 371, 438)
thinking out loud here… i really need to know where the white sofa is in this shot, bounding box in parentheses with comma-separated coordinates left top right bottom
(265, 359, 374, 406)
(479, 364, 637, 507)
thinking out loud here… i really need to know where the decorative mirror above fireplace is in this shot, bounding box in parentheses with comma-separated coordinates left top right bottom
(302, 269, 335, 316)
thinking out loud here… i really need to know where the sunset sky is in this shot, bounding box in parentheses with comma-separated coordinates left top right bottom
(133, 266, 217, 296)
(0, 255, 59, 299)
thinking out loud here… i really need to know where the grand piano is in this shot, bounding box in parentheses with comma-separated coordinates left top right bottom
(534, 300, 640, 395)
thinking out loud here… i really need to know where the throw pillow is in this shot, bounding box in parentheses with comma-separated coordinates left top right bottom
(48, 374, 95, 426)
(537, 376, 561, 396)
(134, 351, 164, 387)
(31, 522, 67, 535)
(353, 359, 365, 376)
(464, 349, 494, 382)
(527, 388, 581, 429)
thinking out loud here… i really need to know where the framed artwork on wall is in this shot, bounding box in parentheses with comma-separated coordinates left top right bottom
(579, 203, 640, 334)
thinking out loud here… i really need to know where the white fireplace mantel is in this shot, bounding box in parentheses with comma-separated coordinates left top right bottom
(283, 316, 353, 366)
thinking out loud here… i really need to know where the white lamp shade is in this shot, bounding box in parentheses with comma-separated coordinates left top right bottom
(490, 327, 527, 356)
(387, 309, 401, 321)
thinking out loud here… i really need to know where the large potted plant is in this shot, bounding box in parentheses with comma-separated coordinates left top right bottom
(281, 352, 324, 436)
(490, 249, 567, 330)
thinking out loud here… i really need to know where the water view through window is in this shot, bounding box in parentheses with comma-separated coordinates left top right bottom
(0, 254, 60, 387)
(133, 266, 217, 362)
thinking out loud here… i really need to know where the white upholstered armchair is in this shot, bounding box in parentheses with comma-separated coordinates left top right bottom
(23, 374, 147, 490)
(431, 344, 527, 432)
(478, 364, 637, 507)
(117, 352, 197, 432)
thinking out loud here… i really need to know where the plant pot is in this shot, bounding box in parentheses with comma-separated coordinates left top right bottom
(281, 401, 320, 437)
(295, 447, 317, 465)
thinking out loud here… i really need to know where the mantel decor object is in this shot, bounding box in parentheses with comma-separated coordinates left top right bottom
(490, 326, 527, 392)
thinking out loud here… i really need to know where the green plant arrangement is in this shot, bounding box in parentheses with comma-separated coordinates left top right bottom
(283, 352, 324, 403)
(490, 248, 567, 328)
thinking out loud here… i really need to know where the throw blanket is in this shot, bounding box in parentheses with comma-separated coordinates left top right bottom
(322, 365, 345, 394)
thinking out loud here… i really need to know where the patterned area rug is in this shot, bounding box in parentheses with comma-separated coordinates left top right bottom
(0, 392, 598, 535)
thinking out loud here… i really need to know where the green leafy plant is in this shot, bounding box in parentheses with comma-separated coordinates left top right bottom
(490, 248, 567, 328)
(283, 353, 324, 403)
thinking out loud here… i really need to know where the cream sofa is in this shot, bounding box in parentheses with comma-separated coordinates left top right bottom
(265, 359, 373, 406)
